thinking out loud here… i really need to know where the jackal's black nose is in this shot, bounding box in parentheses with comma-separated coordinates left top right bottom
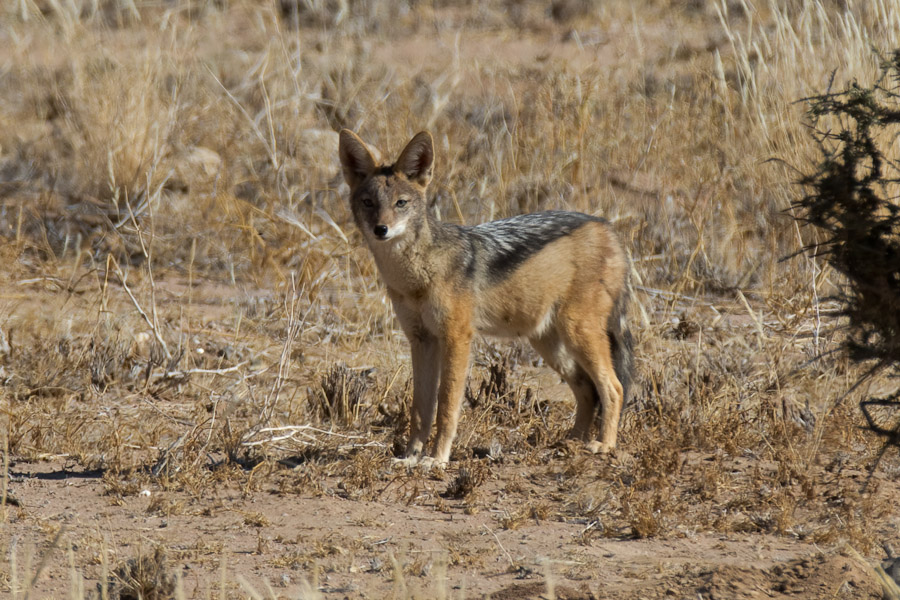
(373, 225, 388, 239)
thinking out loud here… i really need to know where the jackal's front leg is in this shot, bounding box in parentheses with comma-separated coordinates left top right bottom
(431, 321, 473, 464)
(405, 331, 440, 459)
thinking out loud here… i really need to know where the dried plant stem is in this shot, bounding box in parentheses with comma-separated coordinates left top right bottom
(207, 65, 279, 170)
(261, 274, 308, 423)
(22, 528, 64, 600)
(241, 425, 370, 448)
(482, 524, 514, 568)
(109, 255, 171, 360)
(1, 434, 9, 517)
(160, 362, 249, 381)
(846, 545, 900, 600)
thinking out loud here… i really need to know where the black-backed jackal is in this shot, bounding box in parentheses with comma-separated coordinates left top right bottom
(339, 130, 633, 466)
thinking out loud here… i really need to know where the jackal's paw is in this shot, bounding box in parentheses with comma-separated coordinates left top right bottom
(584, 440, 615, 455)
(391, 456, 420, 469)
(391, 455, 446, 471)
(417, 456, 447, 470)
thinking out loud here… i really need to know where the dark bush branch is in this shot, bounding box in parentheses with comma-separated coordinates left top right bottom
(796, 49, 900, 454)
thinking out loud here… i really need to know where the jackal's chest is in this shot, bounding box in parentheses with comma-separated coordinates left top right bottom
(386, 286, 449, 334)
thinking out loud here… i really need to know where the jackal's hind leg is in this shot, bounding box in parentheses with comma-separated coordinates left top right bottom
(571, 333, 623, 454)
(566, 367, 601, 442)
(529, 331, 598, 442)
(557, 292, 624, 454)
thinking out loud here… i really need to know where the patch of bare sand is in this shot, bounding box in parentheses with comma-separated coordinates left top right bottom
(5, 457, 890, 599)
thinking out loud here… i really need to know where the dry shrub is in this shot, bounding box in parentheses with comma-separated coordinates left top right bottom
(443, 460, 489, 500)
(460, 349, 550, 457)
(89, 336, 137, 393)
(105, 547, 177, 600)
(61, 54, 176, 204)
(372, 379, 411, 457)
(5, 335, 89, 401)
(797, 49, 900, 453)
(313, 363, 371, 427)
(334, 449, 389, 499)
(465, 354, 513, 409)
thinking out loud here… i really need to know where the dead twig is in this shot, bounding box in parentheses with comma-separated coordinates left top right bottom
(109, 255, 171, 360)
(241, 425, 369, 448)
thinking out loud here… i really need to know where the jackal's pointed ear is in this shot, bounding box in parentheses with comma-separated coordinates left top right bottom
(394, 131, 434, 187)
(339, 129, 377, 189)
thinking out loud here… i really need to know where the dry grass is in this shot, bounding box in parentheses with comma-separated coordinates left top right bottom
(105, 547, 177, 600)
(2, 0, 900, 597)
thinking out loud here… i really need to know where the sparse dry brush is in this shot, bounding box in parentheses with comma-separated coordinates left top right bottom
(796, 50, 900, 457)
(1, 0, 900, 597)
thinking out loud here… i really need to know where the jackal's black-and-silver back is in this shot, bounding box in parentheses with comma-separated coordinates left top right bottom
(468, 211, 607, 280)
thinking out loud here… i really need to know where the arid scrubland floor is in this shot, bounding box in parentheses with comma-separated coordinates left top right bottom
(1, 0, 900, 598)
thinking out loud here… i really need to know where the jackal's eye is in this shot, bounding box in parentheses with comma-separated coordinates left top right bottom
(395, 199, 408, 208)
(361, 197, 374, 208)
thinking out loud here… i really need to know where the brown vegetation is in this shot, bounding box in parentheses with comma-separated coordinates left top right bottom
(1, 0, 899, 598)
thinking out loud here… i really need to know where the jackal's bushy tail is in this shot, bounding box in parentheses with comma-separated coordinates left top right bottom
(608, 271, 634, 403)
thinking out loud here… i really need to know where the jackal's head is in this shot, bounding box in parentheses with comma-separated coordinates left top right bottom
(338, 130, 434, 243)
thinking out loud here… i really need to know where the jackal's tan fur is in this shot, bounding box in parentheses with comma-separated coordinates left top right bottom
(339, 130, 633, 465)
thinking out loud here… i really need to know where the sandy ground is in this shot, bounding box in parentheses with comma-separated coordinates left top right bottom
(6, 451, 892, 599)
